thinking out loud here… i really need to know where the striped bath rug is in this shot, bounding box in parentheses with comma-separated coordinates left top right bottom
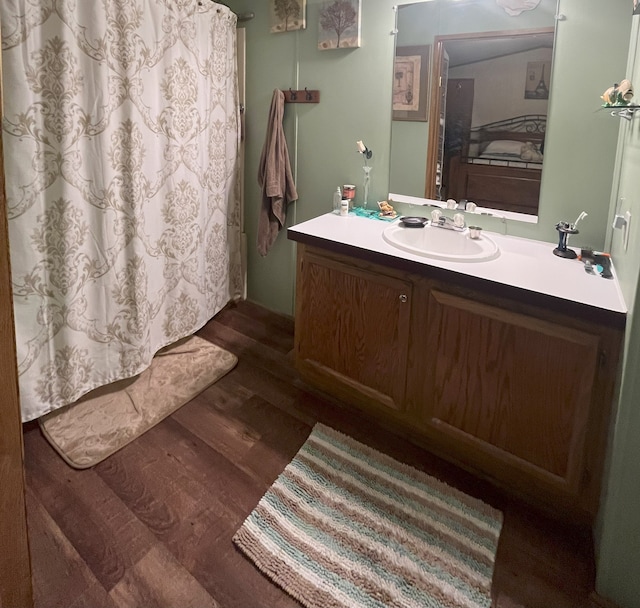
(233, 423, 503, 608)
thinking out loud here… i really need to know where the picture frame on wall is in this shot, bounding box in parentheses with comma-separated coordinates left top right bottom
(524, 61, 551, 100)
(392, 45, 430, 121)
(634, 0, 640, 15)
(318, 0, 362, 50)
(270, 0, 306, 33)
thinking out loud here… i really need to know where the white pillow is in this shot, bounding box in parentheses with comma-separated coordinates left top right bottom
(482, 140, 524, 156)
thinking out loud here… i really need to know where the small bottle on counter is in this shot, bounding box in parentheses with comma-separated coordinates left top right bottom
(340, 198, 349, 216)
(333, 187, 342, 214)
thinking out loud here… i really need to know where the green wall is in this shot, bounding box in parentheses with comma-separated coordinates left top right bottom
(232, 0, 395, 314)
(595, 15, 640, 608)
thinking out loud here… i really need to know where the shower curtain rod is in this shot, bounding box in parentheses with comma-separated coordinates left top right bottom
(200, 0, 255, 22)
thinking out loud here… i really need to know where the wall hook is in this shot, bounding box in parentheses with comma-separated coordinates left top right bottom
(283, 88, 320, 103)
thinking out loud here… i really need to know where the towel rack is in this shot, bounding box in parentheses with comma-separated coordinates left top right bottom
(283, 88, 320, 104)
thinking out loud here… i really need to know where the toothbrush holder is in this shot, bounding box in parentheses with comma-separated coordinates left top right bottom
(553, 221, 578, 259)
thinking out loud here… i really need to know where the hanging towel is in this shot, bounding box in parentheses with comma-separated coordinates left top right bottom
(257, 89, 298, 256)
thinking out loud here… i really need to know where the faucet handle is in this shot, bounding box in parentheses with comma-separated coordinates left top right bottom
(453, 213, 465, 228)
(431, 209, 442, 223)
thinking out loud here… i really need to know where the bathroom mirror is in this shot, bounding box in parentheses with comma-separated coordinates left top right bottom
(389, 0, 558, 220)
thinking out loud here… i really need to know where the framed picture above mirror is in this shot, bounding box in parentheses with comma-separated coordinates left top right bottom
(270, 0, 306, 33)
(318, 0, 361, 49)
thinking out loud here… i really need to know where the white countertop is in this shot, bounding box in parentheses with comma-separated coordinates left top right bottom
(288, 213, 627, 314)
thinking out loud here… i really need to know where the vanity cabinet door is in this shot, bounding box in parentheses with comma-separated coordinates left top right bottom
(295, 246, 412, 413)
(416, 288, 603, 506)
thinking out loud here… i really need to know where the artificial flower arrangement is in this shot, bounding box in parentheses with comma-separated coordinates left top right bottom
(601, 79, 635, 107)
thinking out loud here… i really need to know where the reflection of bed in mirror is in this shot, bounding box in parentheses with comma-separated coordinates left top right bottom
(446, 114, 545, 215)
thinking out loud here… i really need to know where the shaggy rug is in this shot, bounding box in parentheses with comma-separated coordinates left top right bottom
(233, 423, 503, 608)
(39, 335, 237, 469)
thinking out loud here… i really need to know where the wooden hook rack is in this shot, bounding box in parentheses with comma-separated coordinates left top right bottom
(283, 88, 320, 104)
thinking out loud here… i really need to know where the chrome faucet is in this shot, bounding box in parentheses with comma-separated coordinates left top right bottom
(431, 209, 465, 231)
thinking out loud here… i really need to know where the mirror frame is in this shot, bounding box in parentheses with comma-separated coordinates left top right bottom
(425, 26, 556, 208)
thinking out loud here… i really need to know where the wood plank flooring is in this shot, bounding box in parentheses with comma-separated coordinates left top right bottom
(24, 300, 604, 608)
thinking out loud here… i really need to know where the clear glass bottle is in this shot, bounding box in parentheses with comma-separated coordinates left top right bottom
(333, 187, 342, 214)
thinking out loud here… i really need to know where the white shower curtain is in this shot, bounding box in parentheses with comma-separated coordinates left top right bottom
(1, 0, 243, 422)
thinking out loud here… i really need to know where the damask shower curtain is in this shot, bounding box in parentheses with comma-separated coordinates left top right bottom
(1, 0, 243, 422)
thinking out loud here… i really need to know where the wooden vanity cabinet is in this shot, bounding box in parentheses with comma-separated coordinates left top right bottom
(294, 243, 623, 521)
(407, 282, 621, 519)
(294, 246, 413, 414)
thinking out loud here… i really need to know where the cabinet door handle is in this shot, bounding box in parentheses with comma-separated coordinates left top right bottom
(399, 294, 408, 303)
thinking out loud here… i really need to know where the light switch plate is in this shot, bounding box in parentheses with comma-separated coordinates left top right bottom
(612, 214, 627, 230)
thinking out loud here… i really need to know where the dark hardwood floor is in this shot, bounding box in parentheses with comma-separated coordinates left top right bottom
(24, 300, 603, 608)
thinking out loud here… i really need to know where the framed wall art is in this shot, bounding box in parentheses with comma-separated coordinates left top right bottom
(392, 45, 430, 121)
(270, 0, 306, 33)
(318, 0, 361, 50)
(634, 0, 640, 15)
(524, 60, 551, 100)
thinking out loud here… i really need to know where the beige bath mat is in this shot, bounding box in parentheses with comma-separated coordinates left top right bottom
(39, 336, 237, 469)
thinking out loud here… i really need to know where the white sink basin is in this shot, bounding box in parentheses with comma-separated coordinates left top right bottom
(382, 223, 500, 262)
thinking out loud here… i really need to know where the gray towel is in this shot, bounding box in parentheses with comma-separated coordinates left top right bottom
(257, 89, 298, 256)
